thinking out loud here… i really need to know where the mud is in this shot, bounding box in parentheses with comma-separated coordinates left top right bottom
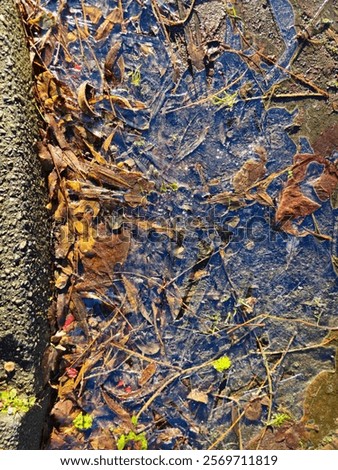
(0, 0, 51, 449)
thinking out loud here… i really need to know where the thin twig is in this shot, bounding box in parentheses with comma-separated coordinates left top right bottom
(151, 0, 197, 26)
(208, 408, 247, 449)
(164, 72, 246, 114)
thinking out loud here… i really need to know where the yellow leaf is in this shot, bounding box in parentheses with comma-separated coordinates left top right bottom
(55, 271, 70, 289)
(102, 128, 117, 152)
(70, 200, 100, 218)
(66, 180, 82, 192)
(78, 236, 96, 254)
(83, 5, 102, 24)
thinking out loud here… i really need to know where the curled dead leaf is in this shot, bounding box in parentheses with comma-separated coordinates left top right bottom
(77, 81, 100, 117)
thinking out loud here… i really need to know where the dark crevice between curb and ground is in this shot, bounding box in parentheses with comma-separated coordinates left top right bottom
(0, 0, 51, 449)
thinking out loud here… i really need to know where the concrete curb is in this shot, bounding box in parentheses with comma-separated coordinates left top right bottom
(0, 0, 51, 449)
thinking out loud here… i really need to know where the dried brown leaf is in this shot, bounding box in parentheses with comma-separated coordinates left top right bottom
(58, 377, 76, 399)
(90, 431, 117, 450)
(122, 275, 153, 323)
(108, 94, 133, 109)
(187, 389, 209, 404)
(51, 399, 74, 426)
(244, 398, 262, 421)
(87, 163, 154, 193)
(47, 144, 68, 172)
(233, 158, 266, 193)
(83, 140, 107, 164)
(138, 362, 157, 386)
(37, 142, 53, 171)
(122, 275, 139, 312)
(102, 128, 118, 152)
(71, 292, 90, 336)
(77, 230, 130, 290)
(55, 270, 71, 289)
(208, 191, 246, 209)
(166, 288, 182, 319)
(55, 224, 73, 258)
(95, 8, 122, 41)
(73, 350, 104, 390)
(48, 169, 59, 200)
(312, 162, 338, 201)
(275, 183, 321, 225)
(255, 188, 274, 206)
(77, 81, 100, 117)
(101, 388, 133, 427)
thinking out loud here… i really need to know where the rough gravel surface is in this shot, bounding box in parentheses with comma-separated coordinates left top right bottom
(0, 0, 51, 450)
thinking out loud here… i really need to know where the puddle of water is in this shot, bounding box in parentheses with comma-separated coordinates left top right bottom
(34, 0, 338, 449)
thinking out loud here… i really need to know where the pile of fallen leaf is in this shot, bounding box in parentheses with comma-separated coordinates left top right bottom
(18, 0, 338, 450)
(19, 0, 158, 449)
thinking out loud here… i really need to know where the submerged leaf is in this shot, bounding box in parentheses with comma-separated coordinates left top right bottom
(233, 158, 266, 193)
(187, 389, 209, 404)
(101, 389, 133, 427)
(138, 362, 157, 387)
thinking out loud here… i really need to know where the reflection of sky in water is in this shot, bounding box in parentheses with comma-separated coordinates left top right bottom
(45, 0, 336, 448)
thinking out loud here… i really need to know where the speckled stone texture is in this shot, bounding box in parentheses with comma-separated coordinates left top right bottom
(0, 0, 51, 449)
